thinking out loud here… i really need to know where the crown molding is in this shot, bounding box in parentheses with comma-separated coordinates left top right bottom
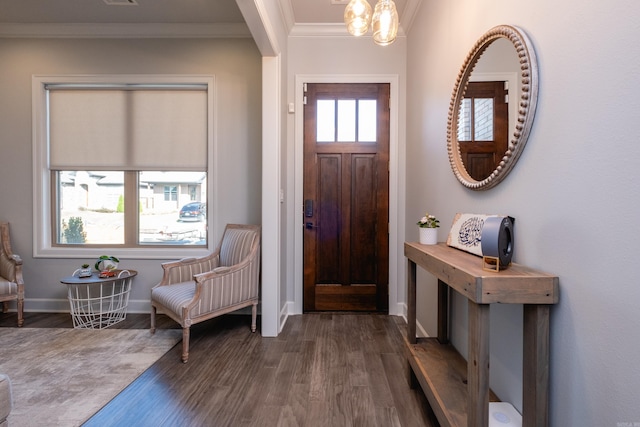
(289, 23, 348, 37)
(289, 22, 405, 38)
(400, 0, 422, 35)
(278, 0, 296, 34)
(0, 23, 251, 38)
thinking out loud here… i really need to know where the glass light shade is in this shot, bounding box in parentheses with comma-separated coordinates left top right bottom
(371, 0, 399, 46)
(344, 0, 372, 37)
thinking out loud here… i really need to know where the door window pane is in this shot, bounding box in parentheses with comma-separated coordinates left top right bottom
(457, 99, 472, 141)
(317, 100, 335, 142)
(358, 100, 377, 142)
(337, 99, 356, 142)
(457, 97, 494, 141)
(474, 98, 494, 141)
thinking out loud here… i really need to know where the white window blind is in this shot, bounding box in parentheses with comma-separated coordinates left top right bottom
(48, 87, 207, 171)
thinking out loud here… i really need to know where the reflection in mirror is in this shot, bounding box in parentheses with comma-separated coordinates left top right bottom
(457, 81, 508, 180)
(447, 25, 538, 190)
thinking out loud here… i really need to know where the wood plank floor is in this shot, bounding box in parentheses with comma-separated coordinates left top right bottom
(1, 311, 438, 426)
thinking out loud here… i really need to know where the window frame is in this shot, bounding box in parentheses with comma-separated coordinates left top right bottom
(32, 74, 216, 259)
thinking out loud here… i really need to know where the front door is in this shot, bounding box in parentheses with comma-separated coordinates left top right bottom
(303, 83, 389, 312)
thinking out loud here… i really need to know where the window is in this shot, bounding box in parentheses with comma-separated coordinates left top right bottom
(316, 98, 377, 143)
(33, 75, 214, 258)
(457, 98, 494, 142)
(164, 186, 178, 202)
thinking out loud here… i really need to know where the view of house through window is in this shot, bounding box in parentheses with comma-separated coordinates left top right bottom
(57, 171, 207, 246)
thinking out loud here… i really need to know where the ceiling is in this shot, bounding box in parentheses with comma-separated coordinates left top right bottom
(0, 0, 247, 24)
(0, 0, 416, 37)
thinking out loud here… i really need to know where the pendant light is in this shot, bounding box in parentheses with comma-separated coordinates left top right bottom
(371, 0, 398, 46)
(344, 0, 373, 37)
(344, 0, 399, 46)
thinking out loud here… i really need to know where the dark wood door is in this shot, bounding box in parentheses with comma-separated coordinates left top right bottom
(457, 81, 508, 181)
(303, 83, 389, 312)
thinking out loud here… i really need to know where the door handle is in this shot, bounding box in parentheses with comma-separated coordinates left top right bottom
(305, 222, 318, 230)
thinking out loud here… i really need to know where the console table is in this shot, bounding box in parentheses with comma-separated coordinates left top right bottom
(404, 242, 558, 427)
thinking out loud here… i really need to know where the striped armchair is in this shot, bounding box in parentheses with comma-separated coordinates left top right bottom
(0, 222, 24, 327)
(150, 224, 261, 363)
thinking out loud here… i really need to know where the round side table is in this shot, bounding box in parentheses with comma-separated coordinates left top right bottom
(60, 269, 137, 329)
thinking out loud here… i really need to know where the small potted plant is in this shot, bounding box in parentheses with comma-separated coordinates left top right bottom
(95, 255, 119, 272)
(417, 212, 440, 245)
(78, 263, 92, 278)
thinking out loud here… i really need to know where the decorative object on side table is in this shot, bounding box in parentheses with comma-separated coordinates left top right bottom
(95, 255, 119, 272)
(417, 212, 440, 245)
(446, 213, 514, 271)
(481, 216, 514, 271)
(76, 263, 92, 278)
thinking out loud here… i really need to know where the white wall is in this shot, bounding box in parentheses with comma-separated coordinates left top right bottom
(237, 0, 290, 336)
(406, 0, 640, 423)
(0, 37, 262, 312)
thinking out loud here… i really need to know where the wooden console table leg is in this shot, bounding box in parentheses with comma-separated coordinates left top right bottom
(437, 279, 449, 344)
(468, 301, 490, 427)
(407, 259, 417, 344)
(523, 304, 551, 427)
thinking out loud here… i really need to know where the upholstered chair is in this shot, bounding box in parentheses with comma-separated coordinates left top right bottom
(150, 224, 261, 363)
(0, 374, 12, 426)
(0, 222, 24, 327)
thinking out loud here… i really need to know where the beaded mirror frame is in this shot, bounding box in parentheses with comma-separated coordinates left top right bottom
(447, 25, 539, 190)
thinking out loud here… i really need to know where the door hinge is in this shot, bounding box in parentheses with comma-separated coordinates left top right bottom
(303, 95, 307, 105)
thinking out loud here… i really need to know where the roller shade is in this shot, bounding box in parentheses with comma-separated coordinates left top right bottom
(48, 87, 207, 171)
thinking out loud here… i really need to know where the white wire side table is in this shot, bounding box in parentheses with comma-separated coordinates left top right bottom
(60, 269, 137, 329)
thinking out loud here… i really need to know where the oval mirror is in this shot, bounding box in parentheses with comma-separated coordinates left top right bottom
(447, 25, 538, 190)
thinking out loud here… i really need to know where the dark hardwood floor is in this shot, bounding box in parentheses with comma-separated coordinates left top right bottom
(1, 311, 438, 426)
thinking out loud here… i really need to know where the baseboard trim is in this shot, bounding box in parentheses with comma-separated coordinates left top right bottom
(279, 303, 291, 333)
(22, 298, 153, 314)
(396, 302, 429, 338)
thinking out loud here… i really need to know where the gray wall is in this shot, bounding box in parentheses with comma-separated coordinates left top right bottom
(0, 37, 262, 311)
(406, 0, 640, 423)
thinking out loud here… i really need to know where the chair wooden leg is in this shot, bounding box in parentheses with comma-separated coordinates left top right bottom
(150, 305, 157, 334)
(17, 298, 23, 327)
(251, 303, 257, 333)
(181, 327, 190, 363)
